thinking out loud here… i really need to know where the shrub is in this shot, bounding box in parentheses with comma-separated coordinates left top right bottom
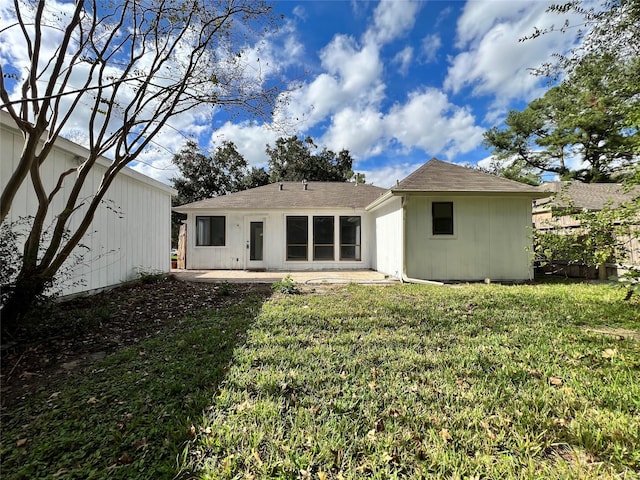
(272, 274, 301, 294)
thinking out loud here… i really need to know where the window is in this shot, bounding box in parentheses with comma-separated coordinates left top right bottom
(432, 202, 453, 235)
(196, 216, 225, 246)
(340, 216, 361, 260)
(313, 216, 334, 260)
(286, 216, 308, 260)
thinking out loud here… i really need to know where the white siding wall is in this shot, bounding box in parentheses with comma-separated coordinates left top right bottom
(405, 195, 533, 281)
(1, 114, 174, 295)
(185, 208, 375, 270)
(370, 197, 403, 279)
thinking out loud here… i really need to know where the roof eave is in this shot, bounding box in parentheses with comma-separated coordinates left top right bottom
(391, 189, 550, 199)
(365, 190, 395, 211)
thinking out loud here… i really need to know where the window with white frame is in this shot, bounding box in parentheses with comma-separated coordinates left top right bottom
(286, 216, 308, 260)
(340, 216, 361, 260)
(313, 216, 334, 260)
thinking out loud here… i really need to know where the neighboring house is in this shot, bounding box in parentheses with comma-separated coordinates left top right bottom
(1, 110, 176, 296)
(175, 158, 547, 282)
(533, 181, 640, 268)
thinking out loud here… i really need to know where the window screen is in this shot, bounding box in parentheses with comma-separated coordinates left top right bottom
(286, 216, 308, 260)
(340, 216, 361, 260)
(313, 216, 334, 260)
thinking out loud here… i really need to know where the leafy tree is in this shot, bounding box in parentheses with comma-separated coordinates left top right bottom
(487, 0, 639, 183)
(484, 56, 638, 182)
(477, 159, 541, 186)
(0, 0, 280, 331)
(172, 140, 249, 205)
(520, 0, 640, 296)
(534, 205, 635, 279)
(266, 136, 355, 182)
(171, 140, 263, 244)
(241, 166, 271, 190)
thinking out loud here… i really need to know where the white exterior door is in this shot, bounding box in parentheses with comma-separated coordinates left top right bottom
(245, 216, 266, 270)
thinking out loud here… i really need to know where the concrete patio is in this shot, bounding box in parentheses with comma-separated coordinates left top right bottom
(171, 269, 398, 285)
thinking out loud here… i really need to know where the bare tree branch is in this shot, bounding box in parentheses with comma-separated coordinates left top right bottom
(1, 0, 283, 327)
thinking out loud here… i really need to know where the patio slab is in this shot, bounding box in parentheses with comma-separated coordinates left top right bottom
(171, 269, 398, 285)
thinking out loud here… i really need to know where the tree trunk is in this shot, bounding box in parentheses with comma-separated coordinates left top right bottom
(0, 274, 50, 335)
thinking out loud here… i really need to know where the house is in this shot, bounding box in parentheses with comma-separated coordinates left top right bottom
(368, 159, 547, 281)
(534, 181, 639, 229)
(1, 110, 176, 296)
(174, 181, 387, 271)
(175, 158, 547, 282)
(533, 181, 640, 271)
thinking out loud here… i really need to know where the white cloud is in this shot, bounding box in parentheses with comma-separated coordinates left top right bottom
(445, 1, 581, 107)
(385, 88, 484, 158)
(320, 35, 384, 98)
(454, 1, 535, 49)
(292, 5, 308, 21)
(364, 0, 422, 45)
(420, 34, 442, 64)
(210, 121, 279, 168)
(392, 46, 414, 76)
(0, 0, 294, 187)
(267, 3, 487, 167)
(321, 87, 484, 163)
(322, 107, 386, 157)
(363, 162, 424, 189)
(238, 19, 305, 84)
(273, 33, 386, 131)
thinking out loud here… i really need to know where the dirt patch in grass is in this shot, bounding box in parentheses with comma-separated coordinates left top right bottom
(0, 276, 272, 409)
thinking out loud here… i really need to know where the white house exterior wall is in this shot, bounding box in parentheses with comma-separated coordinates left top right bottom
(185, 208, 375, 271)
(405, 195, 533, 281)
(370, 196, 403, 279)
(1, 113, 175, 295)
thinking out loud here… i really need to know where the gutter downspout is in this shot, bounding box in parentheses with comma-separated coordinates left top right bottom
(400, 195, 445, 286)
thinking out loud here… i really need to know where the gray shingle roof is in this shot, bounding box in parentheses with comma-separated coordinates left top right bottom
(535, 181, 640, 210)
(174, 159, 550, 213)
(174, 181, 388, 211)
(393, 158, 545, 195)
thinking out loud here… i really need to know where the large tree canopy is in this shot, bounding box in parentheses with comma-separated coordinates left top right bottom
(266, 136, 356, 182)
(172, 140, 250, 205)
(484, 55, 639, 182)
(0, 0, 280, 330)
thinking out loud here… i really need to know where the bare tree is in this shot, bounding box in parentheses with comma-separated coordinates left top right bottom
(0, 0, 281, 330)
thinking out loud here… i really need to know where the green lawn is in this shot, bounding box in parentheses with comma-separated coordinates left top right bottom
(2, 282, 639, 479)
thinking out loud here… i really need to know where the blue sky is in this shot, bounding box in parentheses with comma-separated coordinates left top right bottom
(0, 0, 583, 188)
(189, 0, 581, 187)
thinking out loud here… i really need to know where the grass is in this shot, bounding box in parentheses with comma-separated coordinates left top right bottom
(1, 288, 269, 480)
(2, 282, 639, 479)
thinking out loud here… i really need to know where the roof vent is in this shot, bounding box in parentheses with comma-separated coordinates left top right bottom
(279, 183, 283, 191)
(302, 179, 308, 190)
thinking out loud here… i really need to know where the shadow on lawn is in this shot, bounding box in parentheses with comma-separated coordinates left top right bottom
(1, 282, 273, 480)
